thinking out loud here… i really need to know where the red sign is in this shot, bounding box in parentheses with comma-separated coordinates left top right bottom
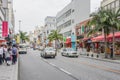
(2, 21, 8, 37)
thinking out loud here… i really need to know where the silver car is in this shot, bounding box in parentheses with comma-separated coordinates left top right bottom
(41, 47, 56, 58)
(61, 48, 79, 57)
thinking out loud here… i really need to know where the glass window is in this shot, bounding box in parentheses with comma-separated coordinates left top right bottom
(111, 2, 115, 9)
(115, 0, 119, 7)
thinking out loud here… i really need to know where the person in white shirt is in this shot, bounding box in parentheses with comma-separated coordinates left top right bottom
(5, 48, 12, 66)
(0, 45, 3, 65)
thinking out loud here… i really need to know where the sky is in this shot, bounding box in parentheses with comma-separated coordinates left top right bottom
(13, 0, 102, 33)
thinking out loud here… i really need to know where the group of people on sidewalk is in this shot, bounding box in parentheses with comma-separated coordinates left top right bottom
(0, 44, 18, 66)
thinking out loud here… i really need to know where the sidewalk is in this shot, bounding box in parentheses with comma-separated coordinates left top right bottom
(0, 61, 18, 80)
(77, 49, 120, 64)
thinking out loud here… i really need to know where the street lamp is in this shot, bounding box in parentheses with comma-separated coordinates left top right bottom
(19, 20, 21, 43)
(19, 20, 21, 32)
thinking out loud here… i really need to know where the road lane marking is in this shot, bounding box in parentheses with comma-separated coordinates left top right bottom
(41, 58, 79, 80)
(80, 62, 120, 74)
(55, 57, 120, 74)
(49, 63, 56, 67)
(59, 68, 72, 75)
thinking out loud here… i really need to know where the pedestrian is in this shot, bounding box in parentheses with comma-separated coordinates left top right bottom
(11, 45, 18, 64)
(5, 48, 12, 66)
(3, 45, 7, 63)
(110, 46, 113, 58)
(0, 45, 3, 65)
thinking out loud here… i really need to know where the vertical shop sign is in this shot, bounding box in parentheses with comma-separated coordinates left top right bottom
(2, 21, 8, 37)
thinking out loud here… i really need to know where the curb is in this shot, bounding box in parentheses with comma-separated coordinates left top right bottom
(81, 55, 120, 64)
(11, 58, 19, 80)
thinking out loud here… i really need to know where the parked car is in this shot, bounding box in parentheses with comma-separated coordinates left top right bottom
(41, 47, 56, 58)
(61, 48, 79, 57)
(39, 46, 44, 51)
(19, 44, 27, 54)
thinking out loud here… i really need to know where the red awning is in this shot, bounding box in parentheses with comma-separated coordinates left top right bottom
(65, 38, 71, 44)
(108, 32, 120, 38)
(92, 35, 104, 42)
(92, 32, 120, 42)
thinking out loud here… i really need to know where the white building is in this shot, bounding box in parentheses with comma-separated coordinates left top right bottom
(8, 0, 15, 34)
(0, 0, 15, 38)
(0, 0, 7, 38)
(56, 0, 90, 37)
(44, 16, 56, 38)
(101, 0, 119, 11)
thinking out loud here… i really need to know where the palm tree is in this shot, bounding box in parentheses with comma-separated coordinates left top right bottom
(19, 31, 29, 43)
(107, 8, 120, 58)
(87, 8, 111, 58)
(48, 30, 63, 53)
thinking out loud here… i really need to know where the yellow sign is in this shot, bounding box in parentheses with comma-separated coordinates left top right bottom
(16, 35, 20, 44)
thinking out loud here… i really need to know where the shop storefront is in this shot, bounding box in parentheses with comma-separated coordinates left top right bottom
(65, 38, 71, 47)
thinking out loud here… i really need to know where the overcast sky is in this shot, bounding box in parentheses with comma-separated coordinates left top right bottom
(13, 0, 102, 33)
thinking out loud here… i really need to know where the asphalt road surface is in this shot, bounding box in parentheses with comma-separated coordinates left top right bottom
(19, 49, 120, 80)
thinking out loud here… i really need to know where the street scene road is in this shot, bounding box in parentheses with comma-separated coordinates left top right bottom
(19, 49, 120, 80)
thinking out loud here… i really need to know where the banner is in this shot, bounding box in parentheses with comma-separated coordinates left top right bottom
(2, 21, 8, 37)
(16, 35, 20, 44)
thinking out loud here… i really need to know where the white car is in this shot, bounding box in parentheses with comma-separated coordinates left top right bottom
(61, 48, 79, 57)
(19, 44, 27, 54)
(41, 47, 56, 58)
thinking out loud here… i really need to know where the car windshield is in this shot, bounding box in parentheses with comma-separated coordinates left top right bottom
(19, 46, 26, 48)
(67, 48, 75, 51)
(45, 48, 54, 51)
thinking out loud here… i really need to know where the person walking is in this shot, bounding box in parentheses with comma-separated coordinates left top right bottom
(0, 45, 3, 65)
(3, 45, 7, 63)
(11, 45, 18, 64)
(5, 48, 12, 66)
(110, 46, 113, 58)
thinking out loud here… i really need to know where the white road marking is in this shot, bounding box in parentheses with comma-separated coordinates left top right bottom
(59, 68, 72, 75)
(49, 63, 56, 67)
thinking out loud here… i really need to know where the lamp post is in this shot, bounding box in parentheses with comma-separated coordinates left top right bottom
(19, 20, 21, 43)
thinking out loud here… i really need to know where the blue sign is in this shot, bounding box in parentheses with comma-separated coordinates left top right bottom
(71, 34, 76, 42)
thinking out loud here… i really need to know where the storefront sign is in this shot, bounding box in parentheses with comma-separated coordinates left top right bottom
(2, 21, 8, 37)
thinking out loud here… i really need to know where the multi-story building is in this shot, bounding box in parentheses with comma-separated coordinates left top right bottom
(0, 0, 15, 39)
(56, 0, 90, 37)
(101, 0, 120, 11)
(44, 16, 56, 38)
(0, 0, 6, 38)
(8, 0, 15, 34)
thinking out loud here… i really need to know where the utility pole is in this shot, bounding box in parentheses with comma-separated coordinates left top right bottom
(19, 20, 21, 43)
(19, 20, 21, 32)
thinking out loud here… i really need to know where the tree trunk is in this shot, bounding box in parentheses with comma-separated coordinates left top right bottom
(112, 28, 115, 59)
(104, 32, 108, 58)
(55, 39, 59, 54)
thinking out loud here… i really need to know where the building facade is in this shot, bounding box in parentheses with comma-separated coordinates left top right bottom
(101, 0, 120, 11)
(0, 0, 6, 38)
(8, 0, 15, 34)
(0, 0, 14, 38)
(56, 0, 90, 37)
(44, 16, 56, 38)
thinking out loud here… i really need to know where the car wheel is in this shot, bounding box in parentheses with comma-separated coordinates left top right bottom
(53, 56, 55, 58)
(61, 53, 64, 56)
(40, 54, 42, 57)
(67, 53, 69, 57)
